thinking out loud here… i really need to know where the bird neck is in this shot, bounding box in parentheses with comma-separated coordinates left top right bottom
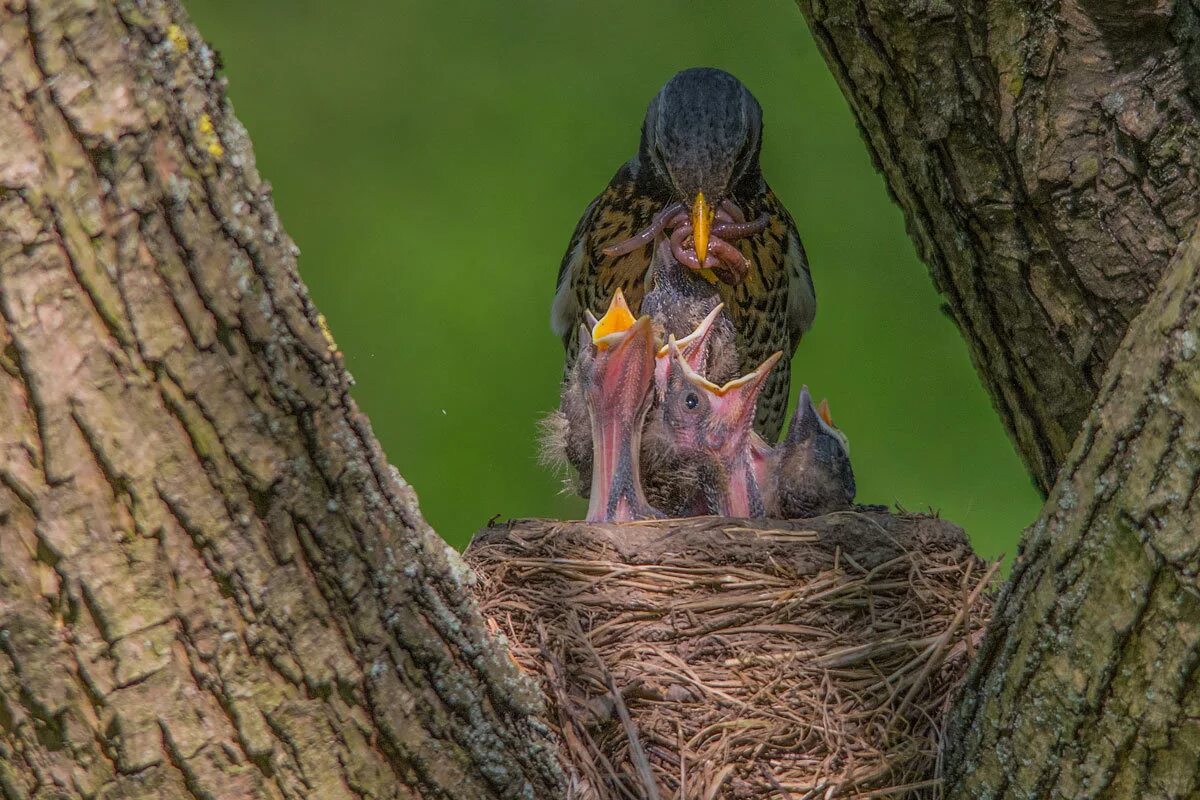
(714, 442, 768, 518)
(586, 402, 657, 523)
(748, 432, 774, 491)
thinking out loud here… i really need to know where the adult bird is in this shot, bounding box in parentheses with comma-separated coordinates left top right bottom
(551, 67, 815, 441)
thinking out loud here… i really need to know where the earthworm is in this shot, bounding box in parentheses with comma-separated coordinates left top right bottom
(603, 199, 760, 285)
(602, 202, 687, 257)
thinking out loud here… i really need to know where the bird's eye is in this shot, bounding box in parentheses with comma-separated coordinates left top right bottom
(684, 392, 700, 410)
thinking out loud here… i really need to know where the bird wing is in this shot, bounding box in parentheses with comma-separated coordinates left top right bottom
(551, 195, 599, 344)
(783, 225, 816, 347)
(758, 183, 816, 349)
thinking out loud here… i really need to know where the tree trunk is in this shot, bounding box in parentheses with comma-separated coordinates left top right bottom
(796, 1, 1200, 795)
(797, 0, 1200, 492)
(6, 0, 1200, 795)
(0, 1, 563, 798)
(942, 223, 1200, 798)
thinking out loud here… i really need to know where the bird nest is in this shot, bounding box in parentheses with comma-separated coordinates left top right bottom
(465, 511, 996, 799)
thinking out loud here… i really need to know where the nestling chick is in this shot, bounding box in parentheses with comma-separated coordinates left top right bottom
(572, 292, 662, 522)
(660, 338, 781, 517)
(658, 344, 856, 519)
(772, 386, 856, 518)
(642, 300, 731, 517)
(640, 241, 745, 516)
(542, 288, 729, 518)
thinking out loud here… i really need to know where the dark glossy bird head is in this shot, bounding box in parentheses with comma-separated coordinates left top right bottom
(641, 68, 763, 201)
(640, 68, 763, 263)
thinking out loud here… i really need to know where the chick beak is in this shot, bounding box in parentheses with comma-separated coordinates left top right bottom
(691, 191, 715, 266)
(783, 385, 820, 447)
(591, 288, 638, 347)
(654, 302, 725, 396)
(711, 351, 783, 445)
(586, 315, 660, 523)
(710, 351, 781, 518)
(681, 302, 726, 366)
(670, 348, 782, 454)
(817, 398, 833, 426)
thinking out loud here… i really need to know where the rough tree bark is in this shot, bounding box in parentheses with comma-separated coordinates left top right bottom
(796, 1, 1200, 796)
(0, 1, 563, 798)
(944, 221, 1200, 798)
(798, 0, 1200, 492)
(4, 0, 1199, 796)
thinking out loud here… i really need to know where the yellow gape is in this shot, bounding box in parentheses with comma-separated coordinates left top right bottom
(591, 288, 637, 349)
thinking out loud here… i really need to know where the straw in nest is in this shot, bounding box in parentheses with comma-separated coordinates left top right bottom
(466, 510, 995, 800)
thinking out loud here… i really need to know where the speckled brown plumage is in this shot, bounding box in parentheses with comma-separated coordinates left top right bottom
(552, 68, 814, 442)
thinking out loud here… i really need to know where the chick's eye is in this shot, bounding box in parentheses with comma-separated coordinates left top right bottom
(684, 392, 700, 410)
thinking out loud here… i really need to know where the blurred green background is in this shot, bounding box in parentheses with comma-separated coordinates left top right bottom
(188, 0, 1040, 559)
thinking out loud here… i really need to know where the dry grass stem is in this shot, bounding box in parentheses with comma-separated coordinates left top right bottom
(466, 512, 994, 799)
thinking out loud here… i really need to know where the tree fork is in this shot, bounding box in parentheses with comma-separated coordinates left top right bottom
(0, 1, 564, 797)
(5, 0, 1200, 797)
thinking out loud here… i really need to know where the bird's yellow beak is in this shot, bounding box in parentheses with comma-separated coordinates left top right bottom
(591, 288, 638, 349)
(691, 191, 714, 266)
